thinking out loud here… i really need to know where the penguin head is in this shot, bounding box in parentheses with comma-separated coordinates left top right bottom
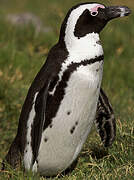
(59, 2, 131, 45)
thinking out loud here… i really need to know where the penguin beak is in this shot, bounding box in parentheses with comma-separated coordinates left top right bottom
(105, 6, 131, 21)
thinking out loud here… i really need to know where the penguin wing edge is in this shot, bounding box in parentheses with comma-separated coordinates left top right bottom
(95, 88, 116, 147)
(31, 78, 51, 166)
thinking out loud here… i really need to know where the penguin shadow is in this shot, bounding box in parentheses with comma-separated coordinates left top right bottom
(91, 147, 108, 160)
(81, 144, 109, 160)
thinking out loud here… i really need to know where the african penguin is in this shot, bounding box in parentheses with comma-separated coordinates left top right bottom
(3, 2, 131, 176)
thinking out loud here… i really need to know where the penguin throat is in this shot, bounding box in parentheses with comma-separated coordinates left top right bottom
(64, 32, 103, 60)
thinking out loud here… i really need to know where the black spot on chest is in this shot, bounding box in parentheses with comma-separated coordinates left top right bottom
(70, 121, 79, 134)
(70, 126, 76, 134)
(49, 124, 53, 128)
(67, 111, 71, 115)
(44, 137, 48, 142)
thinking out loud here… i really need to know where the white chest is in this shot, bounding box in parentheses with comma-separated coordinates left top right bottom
(36, 61, 103, 176)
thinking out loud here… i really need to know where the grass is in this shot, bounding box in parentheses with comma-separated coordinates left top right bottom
(0, 0, 134, 179)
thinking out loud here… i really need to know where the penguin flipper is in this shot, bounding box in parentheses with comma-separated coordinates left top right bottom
(95, 88, 116, 147)
(2, 78, 51, 171)
(31, 79, 51, 166)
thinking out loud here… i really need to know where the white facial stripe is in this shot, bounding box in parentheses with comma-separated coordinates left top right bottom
(64, 3, 105, 51)
(24, 92, 38, 170)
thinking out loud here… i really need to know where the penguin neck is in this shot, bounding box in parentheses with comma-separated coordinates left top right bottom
(64, 32, 104, 61)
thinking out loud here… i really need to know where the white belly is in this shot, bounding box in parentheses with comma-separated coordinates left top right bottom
(36, 61, 103, 176)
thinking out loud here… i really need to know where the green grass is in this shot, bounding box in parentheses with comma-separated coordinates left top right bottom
(0, 0, 134, 179)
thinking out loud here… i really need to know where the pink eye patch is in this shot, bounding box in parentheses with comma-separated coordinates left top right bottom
(90, 5, 105, 14)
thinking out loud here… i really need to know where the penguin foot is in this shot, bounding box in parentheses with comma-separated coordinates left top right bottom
(2, 137, 22, 170)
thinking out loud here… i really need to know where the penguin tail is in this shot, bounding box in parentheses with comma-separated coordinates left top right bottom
(1, 136, 22, 171)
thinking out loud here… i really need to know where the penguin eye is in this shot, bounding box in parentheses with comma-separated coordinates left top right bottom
(91, 11, 98, 16)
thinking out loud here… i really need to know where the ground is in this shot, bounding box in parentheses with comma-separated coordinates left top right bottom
(0, 0, 134, 179)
